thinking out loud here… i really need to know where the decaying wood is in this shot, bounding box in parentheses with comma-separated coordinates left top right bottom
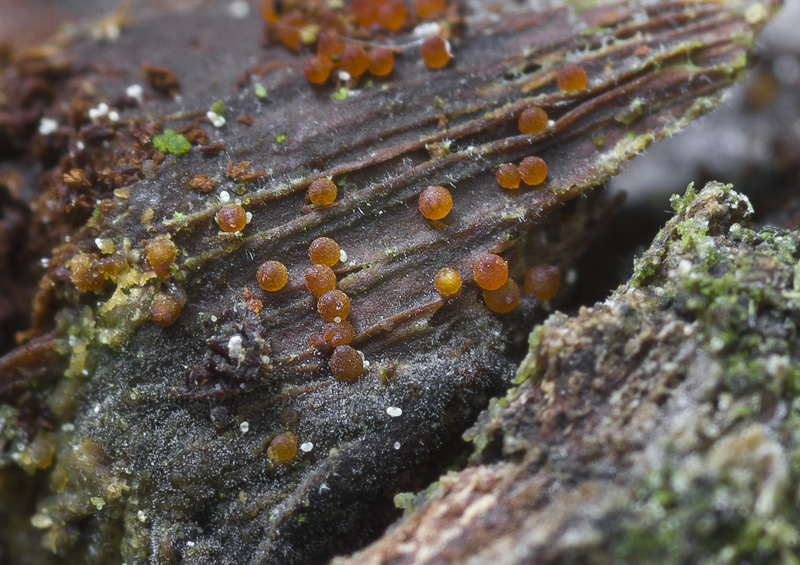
(338, 181, 800, 564)
(0, 1, 778, 563)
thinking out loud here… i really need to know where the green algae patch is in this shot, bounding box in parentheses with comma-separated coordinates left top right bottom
(152, 129, 191, 155)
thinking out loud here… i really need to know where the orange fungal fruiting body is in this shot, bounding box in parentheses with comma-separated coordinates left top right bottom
(304, 55, 333, 84)
(434, 267, 461, 297)
(280, 407, 300, 428)
(276, 11, 304, 52)
(421, 36, 452, 69)
(414, 0, 447, 20)
(309, 237, 340, 266)
(483, 280, 521, 314)
(351, 0, 379, 27)
(519, 156, 547, 186)
(368, 47, 395, 77)
(267, 431, 298, 463)
(378, 0, 406, 31)
(496, 164, 521, 189)
(524, 265, 561, 300)
(304, 264, 337, 296)
(418, 185, 453, 220)
(473, 254, 508, 290)
(308, 177, 337, 206)
(518, 107, 549, 135)
(257, 260, 289, 292)
(96, 255, 126, 279)
(557, 64, 588, 93)
(322, 320, 355, 347)
(329, 345, 364, 382)
(318, 289, 351, 321)
(340, 45, 370, 78)
(68, 253, 106, 292)
(145, 237, 177, 278)
(216, 203, 248, 232)
(317, 34, 344, 60)
(150, 293, 183, 327)
(260, 0, 278, 22)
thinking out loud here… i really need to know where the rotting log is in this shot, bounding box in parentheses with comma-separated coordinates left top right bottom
(0, 1, 779, 563)
(338, 181, 800, 564)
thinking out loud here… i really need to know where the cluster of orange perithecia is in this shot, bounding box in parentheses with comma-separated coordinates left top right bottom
(496, 156, 548, 190)
(67, 234, 188, 328)
(261, 0, 456, 87)
(254, 235, 364, 383)
(412, 183, 559, 312)
(305, 38, 397, 84)
(429, 252, 561, 314)
(302, 237, 364, 383)
(472, 254, 561, 314)
(263, 0, 450, 40)
(143, 236, 188, 327)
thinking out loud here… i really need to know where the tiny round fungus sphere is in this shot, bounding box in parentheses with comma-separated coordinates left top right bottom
(414, 0, 446, 19)
(150, 293, 183, 327)
(267, 431, 298, 464)
(519, 156, 547, 186)
(304, 264, 337, 296)
(276, 11, 304, 52)
(418, 185, 452, 220)
(308, 177, 337, 206)
(518, 107, 549, 135)
(317, 34, 344, 60)
(557, 64, 589, 93)
(434, 267, 461, 297)
(257, 260, 289, 292)
(280, 407, 300, 428)
(524, 265, 561, 301)
(483, 279, 521, 314)
(421, 36, 452, 69)
(473, 253, 508, 291)
(216, 203, 248, 232)
(322, 320, 355, 347)
(351, 0, 378, 27)
(329, 345, 364, 382)
(309, 237, 340, 266)
(496, 163, 521, 189)
(68, 253, 106, 292)
(378, 0, 407, 31)
(144, 237, 177, 278)
(340, 45, 370, 78)
(318, 289, 351, 321)
(304, 55, 333, 84)
(368, 47, 395, 77)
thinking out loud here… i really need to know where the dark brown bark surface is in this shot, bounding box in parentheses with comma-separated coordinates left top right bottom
(0, 1, 778, 563)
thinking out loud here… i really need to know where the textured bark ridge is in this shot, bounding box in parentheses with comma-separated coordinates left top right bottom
(339, 181, 800, 564)
(0, 1, 778, 563)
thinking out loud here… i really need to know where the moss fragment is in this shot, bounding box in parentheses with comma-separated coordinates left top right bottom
(152, 129, 191, 155)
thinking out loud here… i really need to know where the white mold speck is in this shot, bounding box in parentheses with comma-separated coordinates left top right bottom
(207, 111, 226, 128)
(38, 118, 58, 136)
(126, 84, 144, 103)
(88, 103, 110, 122)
